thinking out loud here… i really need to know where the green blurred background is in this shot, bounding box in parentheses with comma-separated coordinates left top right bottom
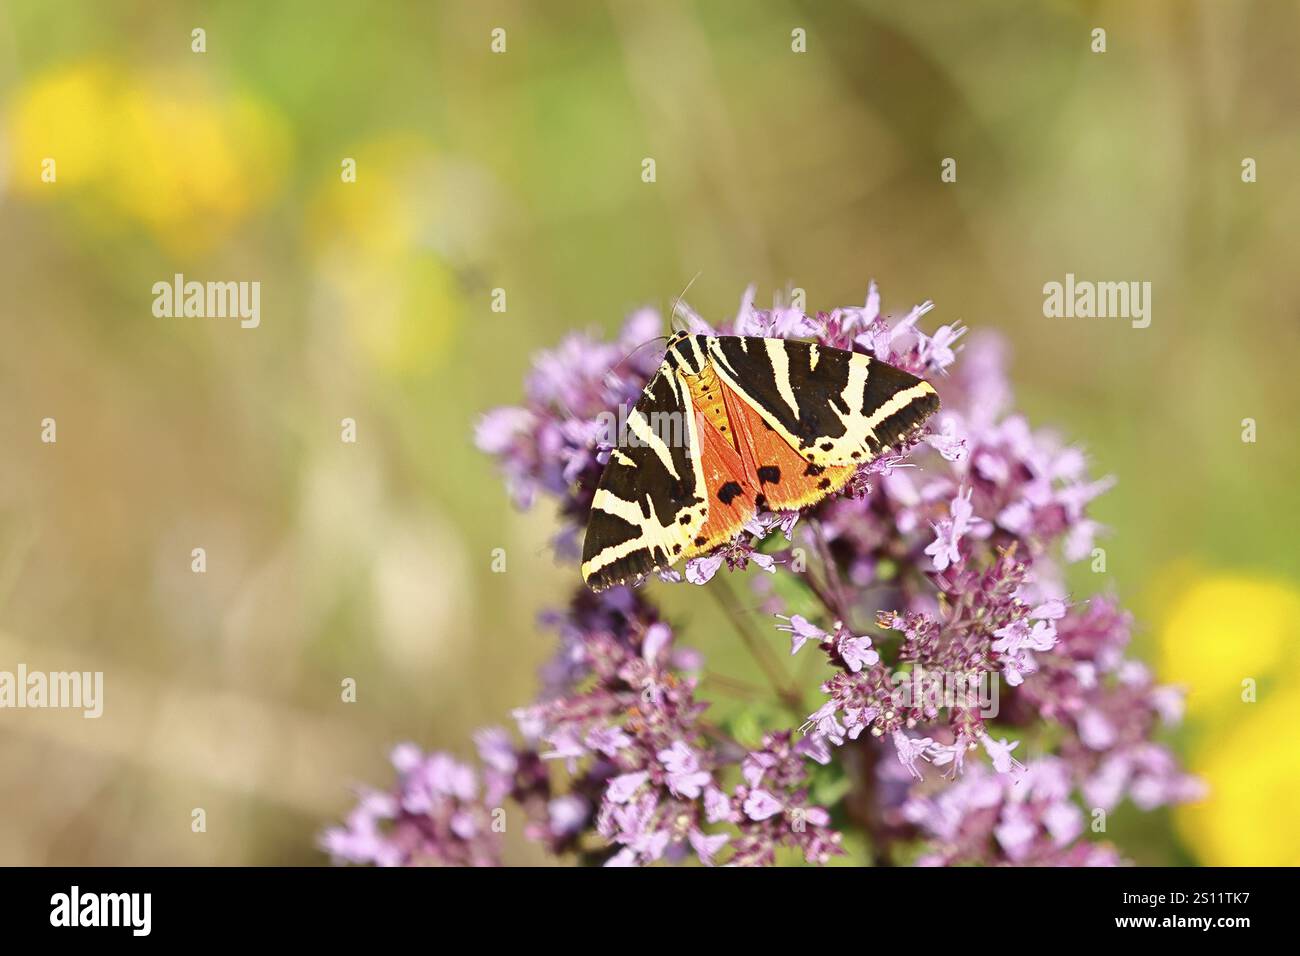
(1, 1, 1297, 865)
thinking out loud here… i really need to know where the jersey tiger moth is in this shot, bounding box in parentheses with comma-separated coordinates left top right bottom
(580, 331, 940, 591)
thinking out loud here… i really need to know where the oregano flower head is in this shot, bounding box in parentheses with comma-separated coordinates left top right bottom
(325, 283, 1198, 867)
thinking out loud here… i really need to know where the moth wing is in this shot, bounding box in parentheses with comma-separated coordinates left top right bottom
(581, 365, 709, 591)
(705, 336, 940, 467)
(683, 409, 759, 558)
(719, 378, 856, 511)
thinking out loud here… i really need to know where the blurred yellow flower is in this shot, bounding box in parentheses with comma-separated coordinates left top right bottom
(1158, 575, 1300, 718)
(1174, 687, 1300, 866)
(306, 136, 460, 374)
(6, 60, 288, 252)
(6, 62, 113, 188)
(1158, 573, 1300, 865)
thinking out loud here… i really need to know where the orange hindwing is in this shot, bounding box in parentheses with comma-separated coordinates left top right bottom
(684, 409, 759, 557)
(720, 378, 856, 511)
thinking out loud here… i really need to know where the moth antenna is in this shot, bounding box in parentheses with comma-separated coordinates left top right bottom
(606, 334, 670, 383)
(667, 271, 703, 334)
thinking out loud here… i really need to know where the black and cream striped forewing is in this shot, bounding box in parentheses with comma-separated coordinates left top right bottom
(705, 336, 939, 468)
(580, 363, 707, 591)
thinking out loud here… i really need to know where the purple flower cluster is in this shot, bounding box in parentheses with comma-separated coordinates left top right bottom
(901, 758, 1122, 866)
(725, 731, 845, 866)
(1016, 599, 1205, 813)
(327, 283, 1197, 866)
(474, 308, 663, 560)
(514, 589, 840, 866)
(320, 743, 504, 867)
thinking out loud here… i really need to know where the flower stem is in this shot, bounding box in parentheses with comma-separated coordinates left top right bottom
(844, 740, 892, 866)
(809, 519, 856, 628)
(708, 574, 805, 716)
(703, 670, 765, 699)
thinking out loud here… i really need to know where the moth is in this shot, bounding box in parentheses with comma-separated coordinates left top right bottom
(580, 331, 940, 591)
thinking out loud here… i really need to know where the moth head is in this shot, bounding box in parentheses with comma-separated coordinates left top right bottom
(665, 332, 708, 375)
